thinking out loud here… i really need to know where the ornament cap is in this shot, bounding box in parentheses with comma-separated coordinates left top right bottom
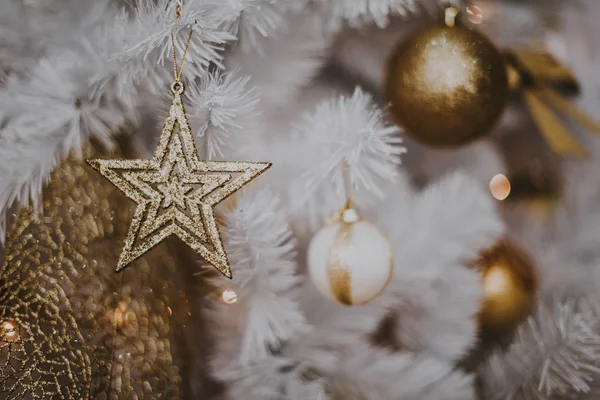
(444, 5, 460, 27)
(341, 208, 360, 224)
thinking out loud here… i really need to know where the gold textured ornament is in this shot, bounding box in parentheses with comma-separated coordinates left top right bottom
(0, 141, 209, 399)
(505, 49, 600, 157)
(88, 26, 271, 279)
(471, 239, 538, 336)
(385, 5, 508, 147)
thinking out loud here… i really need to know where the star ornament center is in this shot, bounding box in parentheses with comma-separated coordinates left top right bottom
(158, 174, 192, 210)
(87, 84, 271, 278)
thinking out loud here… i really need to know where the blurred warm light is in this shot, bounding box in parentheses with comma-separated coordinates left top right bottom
(490, 174, 511, 200)
(222, 289, 238, 305)
(467, 5, 484, 24)
(1, 320, 18, 340)
(483, 266, 511, 296)
(114, 301, 129, 328)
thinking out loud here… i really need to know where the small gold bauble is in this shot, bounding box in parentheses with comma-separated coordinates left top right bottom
(385, 22, 508, 147)
(472, 239, 538, 336)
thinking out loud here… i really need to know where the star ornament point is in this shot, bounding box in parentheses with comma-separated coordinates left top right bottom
(87, 88, 271, 279)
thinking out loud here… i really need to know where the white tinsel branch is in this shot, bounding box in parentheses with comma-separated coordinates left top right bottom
(323, 343, 475, 399)
(185, 69, 260, 160)
(0, 0, 440, 232)
(0, 0, 283, 234)
(210, 188, 308, 364)
(278, 87, 406, 230)
(480, 299, 600, 400)
(371, 172, 504, 362)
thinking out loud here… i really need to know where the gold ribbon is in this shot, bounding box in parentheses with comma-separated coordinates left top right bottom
(506, 49, 600, 158)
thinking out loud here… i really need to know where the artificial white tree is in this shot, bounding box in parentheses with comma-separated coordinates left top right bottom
(2, 0, 600, 399)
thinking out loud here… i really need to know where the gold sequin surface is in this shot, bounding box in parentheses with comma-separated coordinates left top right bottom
(0, 141, 204, 399)
(88, 83, 271, 279)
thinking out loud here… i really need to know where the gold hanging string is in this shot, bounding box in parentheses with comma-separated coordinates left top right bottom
(342, 164, 355, 211)
(324, 165, 356, 226)
(170, 4, 194, 84)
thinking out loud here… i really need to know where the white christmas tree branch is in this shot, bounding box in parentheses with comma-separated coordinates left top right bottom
(185, 69, 260, 160)
(369, 173, 504, 362)
(209, 188, 309, 364)
(210, 158, 504, 398)
(0, 0, 285, 231)
(0, 52, 122, 227)
(0, 0, 37, 84)
(323, 343, 476, 399)
(279, 87, 406, 230)
(225, 8, 334, 109)
(321, 0, 420, 28)
(217, 0, 298, 53)
(480, 299, 600, 400)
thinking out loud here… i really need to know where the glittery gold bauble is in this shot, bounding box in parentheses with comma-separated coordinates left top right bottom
(307, 206, 393, 306)
(472, 239, 538, 336)
(385, 21, 508, 147)
(0, 140, 211, 399)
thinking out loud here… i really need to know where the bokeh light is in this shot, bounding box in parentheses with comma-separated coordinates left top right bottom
(1, 320, 19, 340)
(467, 5, 484, 24)
(222, 289, 238, 305)
(490, 174, 511, 200)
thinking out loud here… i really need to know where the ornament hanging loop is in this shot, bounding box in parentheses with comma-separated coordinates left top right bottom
(170, 3, 194, 86)
(340, 165, 360, 223)
(342, 164, 353, 209)
(444, 4, 460, 27)
(171, 81, 185, 95)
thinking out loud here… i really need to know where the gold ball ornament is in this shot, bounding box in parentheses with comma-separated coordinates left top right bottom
(385, 7, 508, 148)
(307, 206, 393, 306)
(472, 239, 538, 336)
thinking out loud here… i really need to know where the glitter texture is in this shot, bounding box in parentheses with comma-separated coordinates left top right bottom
(385, 22, 508, 147)
(0, 143, 202, 398)
(88, 83, 271, 278)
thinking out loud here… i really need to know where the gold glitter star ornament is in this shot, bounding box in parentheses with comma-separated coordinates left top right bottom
(88, 82, 271, 278)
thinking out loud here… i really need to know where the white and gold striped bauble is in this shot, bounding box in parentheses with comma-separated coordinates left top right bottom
(307, 207, 393, 305)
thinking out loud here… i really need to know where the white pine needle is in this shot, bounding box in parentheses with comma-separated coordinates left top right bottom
(185, 69, 259, 160)
(319, 0, 423, 29)
(481, 299, 600, 400)
(0, 53, 122, 228)
(211, 188, 308, 364)
(218, 0, 293, 53)
(320, 343, 476, 400)
(285, 87, 405, 228)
